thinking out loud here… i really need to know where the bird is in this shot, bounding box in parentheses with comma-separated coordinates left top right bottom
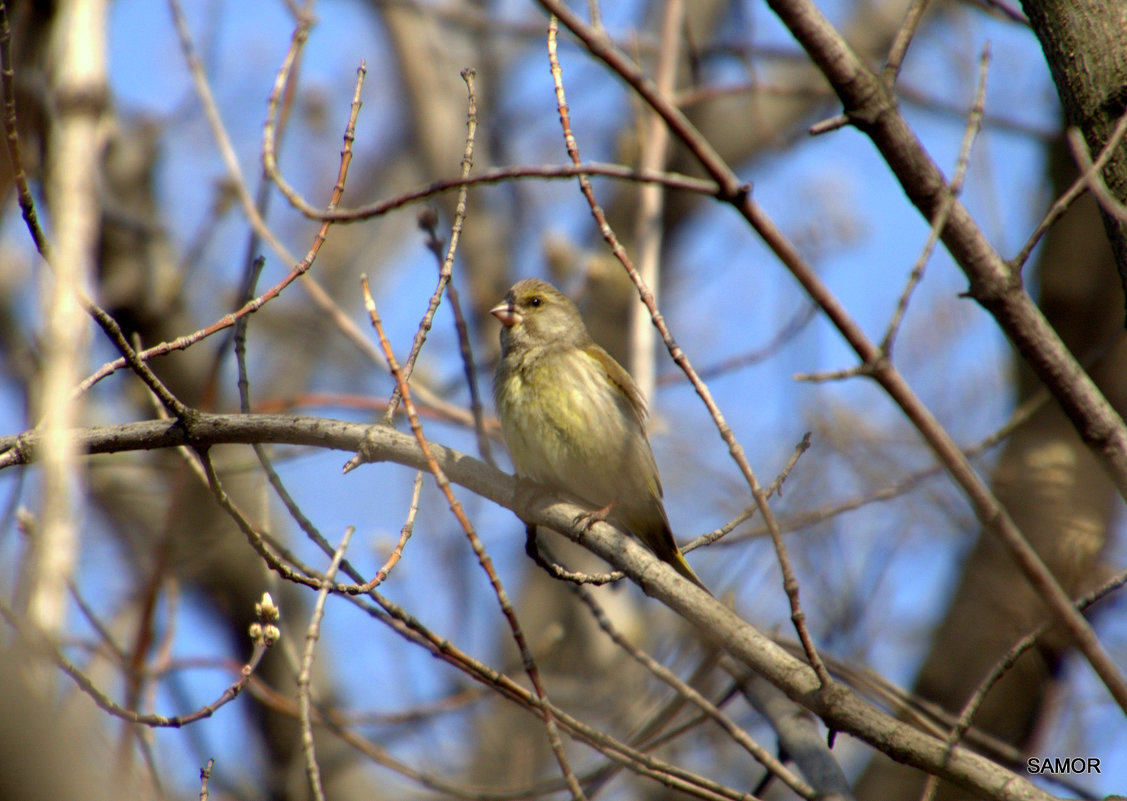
(491, 277, 707, 591)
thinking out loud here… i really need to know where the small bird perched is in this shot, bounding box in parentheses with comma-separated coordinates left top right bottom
(491, 278, 706, 591)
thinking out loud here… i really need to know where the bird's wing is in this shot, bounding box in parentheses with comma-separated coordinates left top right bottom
(584, 343, 663, 499)
(584, 344, 648, 426)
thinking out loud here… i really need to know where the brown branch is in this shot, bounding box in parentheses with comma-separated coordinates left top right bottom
(417, 208, 496, 467)
(765, 0, 1127, 501)
(359, 276, 588, 801)
(76, 63, 368, 412)
(881, 42, 990, 354)
(881, 0, 932, 84)
(545, 10, 831, 688)
(261, 161, 719, 223)
(536, 0, 1127, 719)
(297, 527, 353, 801)
(565, 573, 816, 799)
(764, 0, 1127, 719)
(0, 1, 49, 257)
(0, 411, 1069, 799)
(920, 566, 1127, 801)
(0, 592, 277, 728)
(1068, 121, 1127, 225)
(1012, 103, 1127, 269)
(385, 69, 479, 421)
(168, 0, 441, 418)
(525, 524, 623, 586)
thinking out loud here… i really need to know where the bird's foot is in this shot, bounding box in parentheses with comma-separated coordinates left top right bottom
(572, 502, 617, 542)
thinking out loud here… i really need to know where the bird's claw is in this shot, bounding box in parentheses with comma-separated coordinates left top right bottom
(572, 502, 617, 542)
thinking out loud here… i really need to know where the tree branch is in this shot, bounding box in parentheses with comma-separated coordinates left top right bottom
(0, 412, 1063, 801)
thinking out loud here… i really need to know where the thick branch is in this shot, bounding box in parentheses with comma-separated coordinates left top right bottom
(762, 0, 1127, 502)
(0, 413, 1060, 801)
(1021, 0, 1127, 282)
(535, 0, 1127, 724)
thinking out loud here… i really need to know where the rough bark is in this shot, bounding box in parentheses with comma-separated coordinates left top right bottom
(855, 132, 1125, 801)
(1021, 0, 1127, 310)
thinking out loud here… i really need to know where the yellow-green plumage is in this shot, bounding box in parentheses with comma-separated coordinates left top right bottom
(491, 278, 706, 591)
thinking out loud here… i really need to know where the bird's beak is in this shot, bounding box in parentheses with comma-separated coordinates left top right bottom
(490, 301, 522, 328)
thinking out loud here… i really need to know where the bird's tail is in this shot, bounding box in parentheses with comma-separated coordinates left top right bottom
(664, 545, 711, 595)
(621, 501, 711, 595)
(640, 521, 711, 595)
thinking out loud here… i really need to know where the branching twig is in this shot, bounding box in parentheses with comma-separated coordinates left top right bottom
(881, 0, 931, 84)
(416, 207, 495, 467)
(918, 567, 1127, 801)
(538, 0, 1127, 717)
(881, 43, 990, 354)
(1011, 107, 1127, 269)
(525, 524, 623, 586)
(298, 527, 353, 801)
(1067, 123, 1127, 225)
(167, 1, 452, 415)
(687, 431, 811, 552)
(383, 69, 479, 423)
(0, 1, 49, 255)
(0, 593, 277, 728)
(545, 12, 830, 687)
(359, 276, 588, 800)
(0, 410, 1076, 799)
(565, 570, 816, 799)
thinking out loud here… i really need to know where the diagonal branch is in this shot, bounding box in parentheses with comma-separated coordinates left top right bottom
(0, 411, 1070, 801)
(762, 0, 1127, 503)
(535, 0, 1127, 720)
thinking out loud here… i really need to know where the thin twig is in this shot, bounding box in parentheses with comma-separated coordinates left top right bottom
(260, 482, 746, 801)
(881, 0, 931, 84)
(525, 524, 623, 586)
(540, 0, 1127, 717)
(302, 161, 719, 222)
(565, 568, 816, 799)
(298, 527, 353, 801)
(0, 411, 1072, 797)
(0, 0, 49, 255)
(1010, 107, 1127, 270)
(233, 66, 400, 596)
(167, 0, 436, 414)
(0, 594, 275, 728)
(261, 13, 317, 216)
(546, 12, 831, 686)
(881, 43, 990, 354)
(352, 471, 422, 593)
(919, 566, 1127, 801)
(383, 69, 479, 422)
(198, 758, 214, 801)
(416, 208, 495, 467)
(341, 68, 482, 475)
(1, 0, 189, 420)
(686, 432, 811, 551)
(76, 57, 371, 414)
(708, 387, 1043, 547)
(659, 302, 817, 385)
(167, 0, 291, 262)
(1067, 124, 1127, 224)
(197, 449, 323, 591)
(360, 276, 588, 800)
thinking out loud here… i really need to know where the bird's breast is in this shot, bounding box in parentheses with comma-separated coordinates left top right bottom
(496, 348, 639, 505)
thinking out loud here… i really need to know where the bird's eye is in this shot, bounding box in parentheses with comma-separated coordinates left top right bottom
(529, 296, 542, 307)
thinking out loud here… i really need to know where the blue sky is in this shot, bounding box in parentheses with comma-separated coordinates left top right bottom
(1, 0, 1123, 797)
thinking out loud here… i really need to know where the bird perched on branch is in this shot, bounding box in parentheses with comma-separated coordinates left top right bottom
(491, 278, 707, 591)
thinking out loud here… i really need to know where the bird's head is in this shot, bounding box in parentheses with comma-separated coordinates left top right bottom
(491, 278, 588, 352)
